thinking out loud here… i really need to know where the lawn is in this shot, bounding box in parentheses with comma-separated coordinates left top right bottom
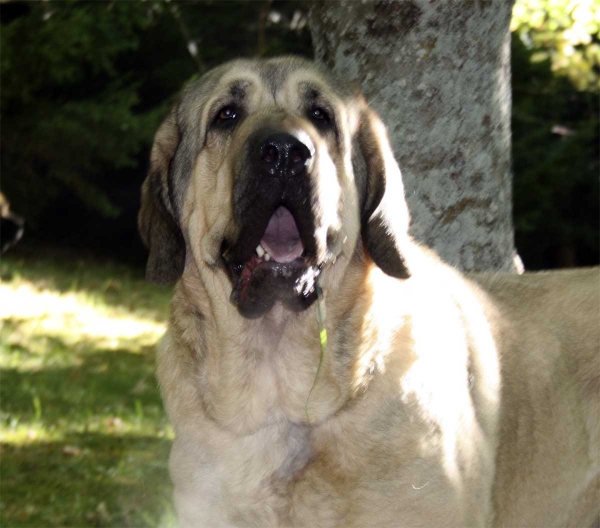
(0, 250, 177, 527)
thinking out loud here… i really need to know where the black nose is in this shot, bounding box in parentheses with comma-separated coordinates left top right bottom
(258, 132, 312, 179)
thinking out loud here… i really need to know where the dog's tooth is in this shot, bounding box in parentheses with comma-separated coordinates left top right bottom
(264, 252, 271, 261)
(256, 245, 265, 257)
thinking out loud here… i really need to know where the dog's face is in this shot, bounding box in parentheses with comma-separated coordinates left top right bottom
(139, 57, 411, 318)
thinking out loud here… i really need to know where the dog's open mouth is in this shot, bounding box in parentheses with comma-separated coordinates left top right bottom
(223, 205, 320, 318)
(260, 206, 304, 263)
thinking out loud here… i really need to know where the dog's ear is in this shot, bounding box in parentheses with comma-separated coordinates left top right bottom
(138, 109, 185, 285)
(356, 105, 411, 279)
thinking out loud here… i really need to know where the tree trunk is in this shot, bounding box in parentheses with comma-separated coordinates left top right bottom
(310, 0, 517, 272)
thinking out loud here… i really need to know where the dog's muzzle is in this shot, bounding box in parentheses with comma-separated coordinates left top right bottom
(222, 128, 321, 318)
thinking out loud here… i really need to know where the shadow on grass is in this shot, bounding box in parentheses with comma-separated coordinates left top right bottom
(1, 328, 176, 527)
(1, 340, 162, 424)
(1, 432, 174, 527)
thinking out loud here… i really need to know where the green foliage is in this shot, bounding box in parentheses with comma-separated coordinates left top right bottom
(511, 31, 599, 268)
(512, 0, 600, 90)
(510, 0, 599, 268)
(1, 2, 160, 224)
(0, 0, 311, 236)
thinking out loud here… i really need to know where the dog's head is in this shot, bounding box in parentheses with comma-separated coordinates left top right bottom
(139, 57, 411, 318)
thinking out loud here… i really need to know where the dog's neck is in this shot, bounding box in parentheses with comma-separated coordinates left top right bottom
(171, 256, 395, 435)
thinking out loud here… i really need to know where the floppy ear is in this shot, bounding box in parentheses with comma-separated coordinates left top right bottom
(357, 106, 411, 279)
(138, 109, 185, 285)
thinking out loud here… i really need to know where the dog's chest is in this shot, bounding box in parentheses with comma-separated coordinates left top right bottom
(173, 420, 360, 528)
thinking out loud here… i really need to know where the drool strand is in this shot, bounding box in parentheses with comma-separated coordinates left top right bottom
(305, 277, 327, 425)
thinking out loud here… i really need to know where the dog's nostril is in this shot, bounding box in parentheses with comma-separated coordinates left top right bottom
(261, 144, 278, 165)
(290, 148, 304, 165)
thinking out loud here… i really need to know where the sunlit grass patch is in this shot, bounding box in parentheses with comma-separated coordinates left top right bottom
(0, 281, 166, 369)
(1, 252, 177, 527)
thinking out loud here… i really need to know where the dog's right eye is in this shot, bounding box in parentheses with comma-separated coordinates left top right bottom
(212, 105, 240, 129)
(309, 107, 330, 124)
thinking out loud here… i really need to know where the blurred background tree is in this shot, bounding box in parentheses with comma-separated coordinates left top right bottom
(0, 0, 311, 261)
(0, 0, 597, 269)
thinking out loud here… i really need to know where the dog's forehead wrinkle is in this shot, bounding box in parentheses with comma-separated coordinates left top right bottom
(298, 81, 321, 101)
(259, 56, 316, 90)
(258, 62, 346, 109)
(260, 63, 286, 101)
(207, 77, 256, 115)
(229, 79, 251, 99)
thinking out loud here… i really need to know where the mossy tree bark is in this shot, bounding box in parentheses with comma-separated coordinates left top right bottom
(310, 0, 517, 272)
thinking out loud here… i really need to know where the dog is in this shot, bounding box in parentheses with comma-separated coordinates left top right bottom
(0, 192, 24, 253)
(138, 57, 599, 527)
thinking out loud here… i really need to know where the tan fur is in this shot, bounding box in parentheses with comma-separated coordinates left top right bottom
(139, 58, 600, 527)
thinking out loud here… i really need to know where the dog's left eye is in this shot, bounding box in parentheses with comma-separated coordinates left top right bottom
(310, 107, 330, 122)
(212, 105, 240, 129)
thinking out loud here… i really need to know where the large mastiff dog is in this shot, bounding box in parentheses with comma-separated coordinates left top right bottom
(139, 57, 599, 527)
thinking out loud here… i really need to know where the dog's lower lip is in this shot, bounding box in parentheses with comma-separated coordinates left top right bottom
(223, 246, 320, 318)
(224, 253, 314, 275)
(221, 245, 317, 288)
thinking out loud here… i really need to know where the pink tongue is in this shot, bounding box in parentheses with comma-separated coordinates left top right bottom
(260, 206, 304, 263)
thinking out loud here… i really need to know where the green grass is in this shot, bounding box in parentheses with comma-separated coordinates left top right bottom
(0, 251, 178, 527)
